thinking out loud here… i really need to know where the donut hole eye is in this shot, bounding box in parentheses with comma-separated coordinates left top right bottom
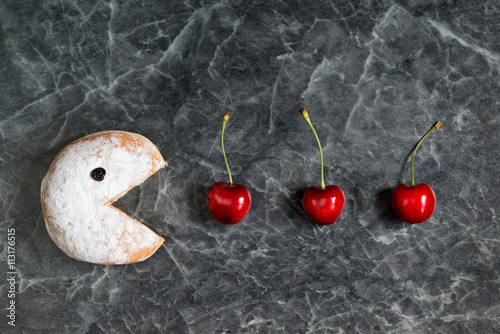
(90, 168, 106, 181)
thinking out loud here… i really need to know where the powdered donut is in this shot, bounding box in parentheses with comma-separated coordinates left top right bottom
(41, 131, 167, 265)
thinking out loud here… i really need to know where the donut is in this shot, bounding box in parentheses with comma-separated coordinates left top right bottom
(41, 131, 167, 265)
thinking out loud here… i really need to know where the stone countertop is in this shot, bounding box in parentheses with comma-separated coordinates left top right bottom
(1, 1, 499, 333)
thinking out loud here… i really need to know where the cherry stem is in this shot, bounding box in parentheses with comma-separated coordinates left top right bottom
(300, 108, 326, 190)
(221, 111, 233, 186)
(411, 121, 442, 186)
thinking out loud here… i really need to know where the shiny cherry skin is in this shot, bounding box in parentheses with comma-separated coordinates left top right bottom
(303, 185, 345, 225)
(391, 183, 436, 224)
(207, 182, 252, 225)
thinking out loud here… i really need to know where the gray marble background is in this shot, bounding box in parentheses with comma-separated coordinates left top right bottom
(1, 0, 499, 333)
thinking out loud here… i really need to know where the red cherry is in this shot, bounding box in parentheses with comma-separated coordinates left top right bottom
(392, 121, 442, 224)
(208, 111, 251, 225)
(303, 185, 345, 225)
(298, 108, 345, 225)
(391, 183, 435, 224)
(207, 182, 252, 225)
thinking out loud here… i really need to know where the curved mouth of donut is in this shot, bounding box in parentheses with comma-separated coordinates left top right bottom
(108, 162, 166, 222)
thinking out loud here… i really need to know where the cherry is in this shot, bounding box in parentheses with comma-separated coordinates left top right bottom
(299, 108, 345, 225)
(207, 182, 251, 225)
(207, 112, 251, 225)
(303, 185, 345, 225)
(392, 184, 435, 224)
(392, 121, 442, 224)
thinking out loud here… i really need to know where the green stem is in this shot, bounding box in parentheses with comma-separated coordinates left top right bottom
(221, 112, 233, 186)
(411, 121, 442, 186)
(300, 108, 325, 189)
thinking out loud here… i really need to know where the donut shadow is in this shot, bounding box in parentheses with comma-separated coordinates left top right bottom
(14, 150, 68, 259)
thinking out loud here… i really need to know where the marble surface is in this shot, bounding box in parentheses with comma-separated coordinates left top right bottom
(1, 0, 500, 333)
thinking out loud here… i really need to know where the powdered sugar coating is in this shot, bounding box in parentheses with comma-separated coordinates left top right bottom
(41, 131, 166, 265)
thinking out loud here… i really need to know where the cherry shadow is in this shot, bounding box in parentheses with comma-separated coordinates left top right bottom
(398, 140, 421, 184)
(187, 182, 213, 223)
(286, 187, 319, 228)
(375, 187, 405, 228)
